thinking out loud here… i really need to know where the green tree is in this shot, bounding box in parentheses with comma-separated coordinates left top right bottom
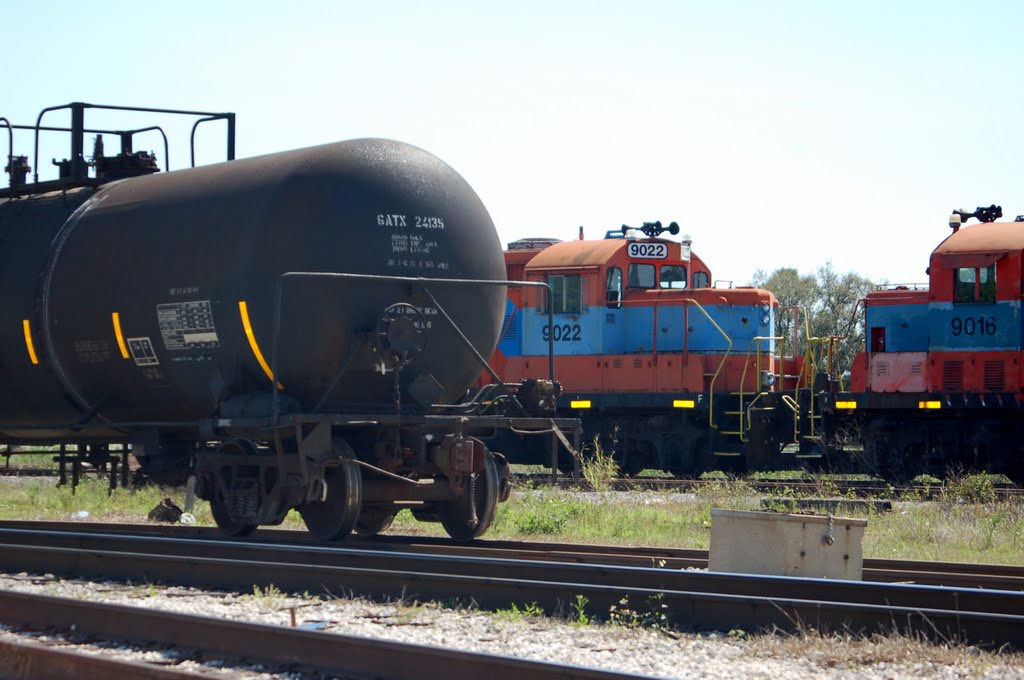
(751, 263, 875, 382)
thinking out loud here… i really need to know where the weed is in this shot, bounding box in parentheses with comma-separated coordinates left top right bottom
(571, 594, 591, 625)
(942, 474, 997, 505)
(496, 601, 544, 622)
(509, 495, 586, 534)
(579, 436, 619, 491)
(608, 593, 671, 631)
(252, 583, 283, 611)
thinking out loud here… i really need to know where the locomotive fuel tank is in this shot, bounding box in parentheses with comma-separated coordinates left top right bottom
(0, 139, 506, 437)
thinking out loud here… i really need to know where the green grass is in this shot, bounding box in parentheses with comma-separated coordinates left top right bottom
(2, 476, 1022, 565)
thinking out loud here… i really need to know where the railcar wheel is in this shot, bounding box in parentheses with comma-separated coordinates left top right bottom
(210, 494, 257, 538)
(439, 450, 499, 542)
(353, 507, 398, 537)
(299, 441, 363, 541)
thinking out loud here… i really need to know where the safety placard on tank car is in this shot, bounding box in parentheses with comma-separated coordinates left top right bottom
(126, 337, 160, 366)
(156, 300, 220, 351)
(627, 242, 668, 259)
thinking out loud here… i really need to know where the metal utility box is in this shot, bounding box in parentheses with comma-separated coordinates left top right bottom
(709, 509, 867, 580)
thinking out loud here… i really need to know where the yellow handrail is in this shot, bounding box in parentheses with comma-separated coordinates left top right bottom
(683, 298, 731, 430)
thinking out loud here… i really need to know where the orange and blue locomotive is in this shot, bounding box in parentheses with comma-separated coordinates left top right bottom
(490, 222, 829, 475)
(823, 206, 1024, 480)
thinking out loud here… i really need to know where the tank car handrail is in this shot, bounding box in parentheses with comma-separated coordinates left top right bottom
(268, 272, 557, 424)
(128, 126, 170, 172)
(189, 114, 236, 167)
(32, 102, 235, 184)
(7, 122, 169, 176)
(0, 118, 11, 191)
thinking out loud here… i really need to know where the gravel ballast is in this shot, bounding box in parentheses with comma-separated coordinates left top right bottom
(1, 572, 1022, 679)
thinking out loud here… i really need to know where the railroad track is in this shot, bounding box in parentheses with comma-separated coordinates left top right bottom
(514, 473, 1024, 499)
(0, 522, 1022, 652)
(5, 465, 1022, 502)
(1, 519, 1021, 590)
(0, 589, 636, 680)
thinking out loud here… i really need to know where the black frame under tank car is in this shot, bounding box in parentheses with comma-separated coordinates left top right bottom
(0, 102, 578, 541)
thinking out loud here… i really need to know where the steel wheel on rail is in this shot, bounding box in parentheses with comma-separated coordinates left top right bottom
(439, 449, 499, 542)
(299, 439, 363, 541)
(353, 506, 398, 537)
(210, 493, 258, 538)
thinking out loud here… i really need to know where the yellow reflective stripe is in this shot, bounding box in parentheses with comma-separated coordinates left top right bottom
(673, 399, 695, 408)
(834, 401, 857, 409)
(22, 319, 38, 365)
(918, 400, 942, 410)
(570, 400, 591, 409)
(238, 300, 281, 387)
(111, 312, 130, 359)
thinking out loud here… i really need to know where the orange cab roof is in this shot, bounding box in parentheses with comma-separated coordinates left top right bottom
(933, 221, 1024, 255)
(524, 239, 626, 268)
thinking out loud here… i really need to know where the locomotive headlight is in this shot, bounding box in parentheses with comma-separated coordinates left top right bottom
(760, 370, 776, 389)
(760, 303, 771, 326)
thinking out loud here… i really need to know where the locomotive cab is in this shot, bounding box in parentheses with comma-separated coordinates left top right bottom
(492, 221, 808, 475)
(832, 207, 1024, 480)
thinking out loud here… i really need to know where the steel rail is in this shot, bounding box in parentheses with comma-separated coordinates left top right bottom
(0, 590, 645, 680)
(0, 520, 1021, 589)
(0, 528, 1018, 615)
(0, 636, 197, 679)
(0, 529, 1022, 647)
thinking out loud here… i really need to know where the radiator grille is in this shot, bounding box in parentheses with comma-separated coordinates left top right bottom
(498, 310, 520, 343)
(983, 360, 1005, 391)
(942, 361, 963, 391)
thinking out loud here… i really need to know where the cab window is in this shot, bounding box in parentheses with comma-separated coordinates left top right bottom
(659, 265, 687, 289)
(605, 267, 623, 307)
(692, 271, 709, 289)
(546, 274, 582, 313)
(953, 265, 996, 303)
(627, 263, 655, 289)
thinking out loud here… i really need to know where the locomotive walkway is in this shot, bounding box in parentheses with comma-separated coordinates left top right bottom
(0, 522, 1021, 654)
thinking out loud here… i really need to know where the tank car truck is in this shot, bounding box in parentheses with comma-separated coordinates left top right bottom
(0, 102, 577, 540)
(822, 206, 1024, 481)
(488, 221, 835, 475)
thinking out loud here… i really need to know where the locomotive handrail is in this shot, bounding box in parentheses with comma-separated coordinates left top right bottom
(681, 298, 731, 430)
(735, 335, 782, 441)
(269, 272, 557, 424)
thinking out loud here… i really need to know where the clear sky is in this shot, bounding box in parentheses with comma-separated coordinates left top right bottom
(5, 1, 1022, 286)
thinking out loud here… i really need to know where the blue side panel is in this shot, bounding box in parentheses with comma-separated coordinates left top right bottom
(656, 305, 685, 350)
(521, 308, 604, 356)
(516, 302, 777, 356)
(683, 304, 774, 353)
(623, 306, 654, 352)
(928, 300, 1021, 351)
(865, 303, 929, 352)
(497, 297, 523, 357)
(603, 308, 626, 353)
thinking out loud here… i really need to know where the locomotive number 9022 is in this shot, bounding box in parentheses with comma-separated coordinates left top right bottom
(627, 242, 668, 259)
(542, 323, 582, 342)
